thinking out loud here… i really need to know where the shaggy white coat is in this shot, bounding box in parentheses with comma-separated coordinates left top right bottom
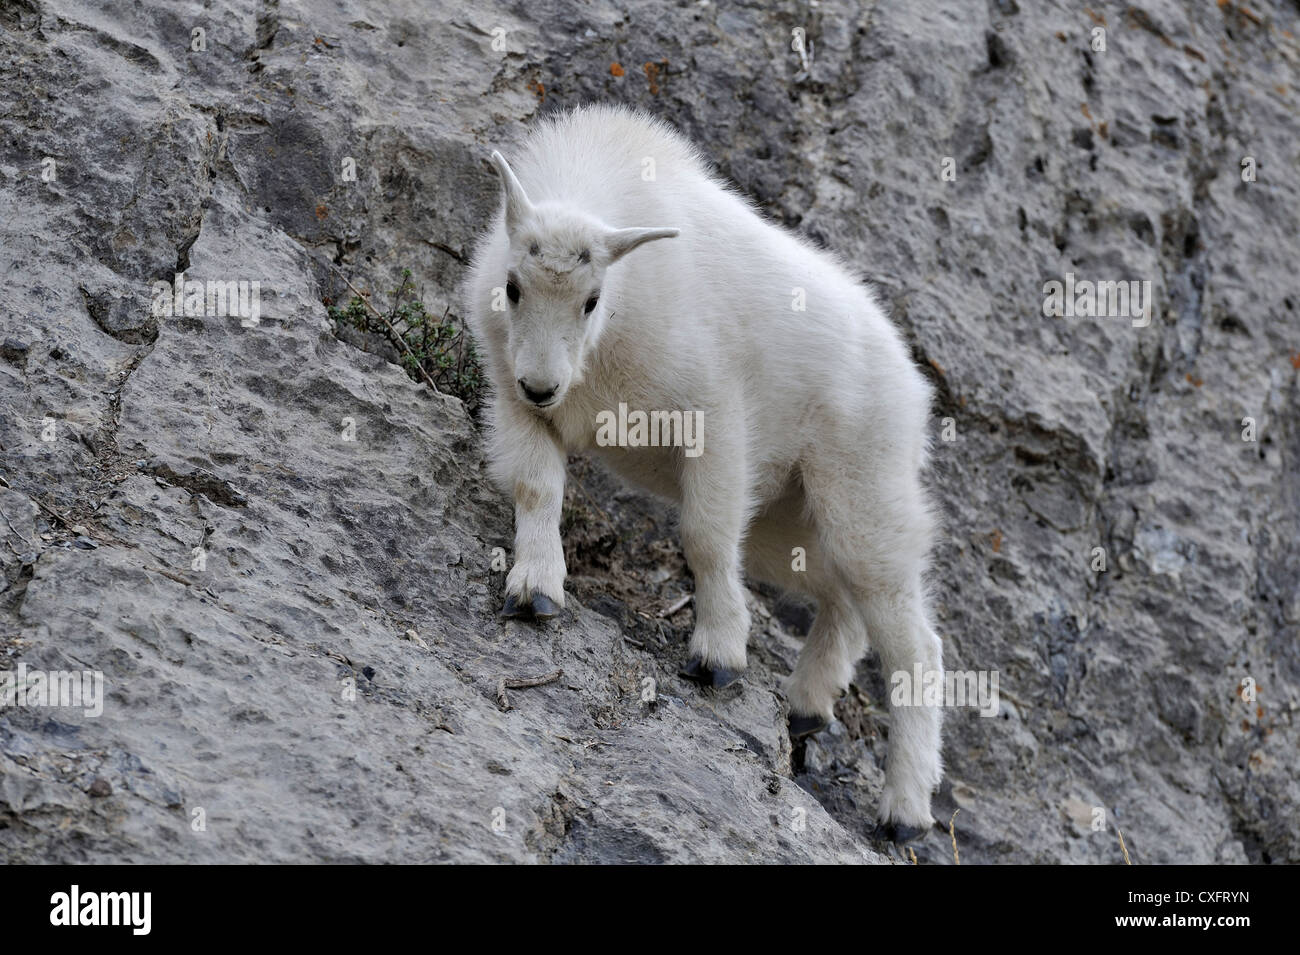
(463, 104, 943, 830)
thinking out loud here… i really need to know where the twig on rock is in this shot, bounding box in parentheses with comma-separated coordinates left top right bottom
(659, 593, 692, 618)
(496, 668, 564, 712)
(505, 668, 563, 690)
(143, 564, 195, 587)
(0, 505, 32, 557)
(34, 498, 72, 527)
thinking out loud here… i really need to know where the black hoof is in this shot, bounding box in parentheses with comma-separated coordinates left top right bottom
(874, 821, 926, 844)
(502, 593, 562, 620)
(679, 656, 742, 689)
(502, 594, 530, 619)
(788, 713, 829, 739)
(530, 593, 561, 620)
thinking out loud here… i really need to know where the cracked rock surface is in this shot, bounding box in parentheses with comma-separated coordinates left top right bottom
(1, 0, 1297, 863)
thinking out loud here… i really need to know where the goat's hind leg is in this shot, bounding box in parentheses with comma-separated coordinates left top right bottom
(799, 453, 943, 841)
(746, 478, 869, 739)
(785, 591, 865, 739)
(861, 584, 943, 842)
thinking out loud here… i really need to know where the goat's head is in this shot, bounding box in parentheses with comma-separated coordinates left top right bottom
(488, 150, 678, 410)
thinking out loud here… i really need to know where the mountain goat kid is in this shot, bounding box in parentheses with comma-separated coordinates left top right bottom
(463, 105, 943, 840)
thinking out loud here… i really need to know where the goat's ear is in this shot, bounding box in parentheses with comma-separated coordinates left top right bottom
(603, 226, 680, 263)
(489, 150, 533, 234)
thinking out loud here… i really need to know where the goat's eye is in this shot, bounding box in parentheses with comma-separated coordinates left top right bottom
(506, 281, 520, 304)
(583, 294, 599, 315)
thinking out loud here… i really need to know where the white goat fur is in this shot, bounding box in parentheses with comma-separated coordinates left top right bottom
(464, 104, 943, 830)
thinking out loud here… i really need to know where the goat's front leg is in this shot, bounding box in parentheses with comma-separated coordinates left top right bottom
(491, 398, 567, 619)
(677, 440, 751, 687)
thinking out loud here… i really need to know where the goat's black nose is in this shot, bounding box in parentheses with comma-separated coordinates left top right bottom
(518, 378, 558, 405)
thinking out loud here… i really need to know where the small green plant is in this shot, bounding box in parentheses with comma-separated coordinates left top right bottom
(328, 269, 482, 409)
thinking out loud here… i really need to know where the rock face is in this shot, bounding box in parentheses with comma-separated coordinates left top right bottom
(0, 0, 1296, 863)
